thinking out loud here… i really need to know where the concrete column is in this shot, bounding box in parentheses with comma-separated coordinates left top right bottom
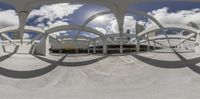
(87, 49, 90, 54)
(136, 36, 140, 52)
(153, 41, 157, 50)
(93, 40, 96, 54)
(181, 42, 186, 51)
(135, 22, 144, 52)
(158, 43, 161, 49)
(37, 34, 49, 56)
(0, 41, 4, 53)
(44, 34, 50, 56)
(103, 40, 107, 54)
(117, 14, 125, 53)
(87, 41, 90, 54)
(18, 11, 29, 44)
(2, 45, 6, 53)
(146, 34, 150, 51)
(119, 33, 123, 53)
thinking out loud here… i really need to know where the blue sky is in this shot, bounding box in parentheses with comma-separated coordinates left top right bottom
(27, 4, 109, 27)
(1, 1, 200, 38)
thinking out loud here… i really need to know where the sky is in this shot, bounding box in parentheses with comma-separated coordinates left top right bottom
(0, 1, 200, 39)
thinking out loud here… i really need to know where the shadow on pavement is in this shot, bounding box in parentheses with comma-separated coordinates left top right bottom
(132, 49, 200, 75)
(33, 55, 108, 67)
(0, 52, 67, 79)
(0, 45, 66, 79)
(0, 48, 107, 78)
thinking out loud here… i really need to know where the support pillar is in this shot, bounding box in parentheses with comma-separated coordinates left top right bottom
(119, 33, 123, 53)
(18, 11, 29, 44)
(135, 22, 144, 52)
(146, 34, 150, 51)
(87, 41, 90, 54)
(136, 36, 140, 52)
(93, 40, 96, 54)
(2, 45, 6, 53)
(0, 41, 4, 53)
(37, 34, 49, 56)
(153, 41, 157, 50)
(87, 48, 90, 54)
(158, 43, 161, 49)
(117, 14, 125, 54)
(44, 34, 49, 56)
(103, 40, 107, 54)
(181, 42, 186, 51)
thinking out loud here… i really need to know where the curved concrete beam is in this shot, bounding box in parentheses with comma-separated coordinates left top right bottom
(45, 25, 117, 44)
(59, 35, 94, 40)
(61, 39, 90, 42)
(106, 33, 135, 38)
(75, 9, 158, 41)
(84, 11, 112, 26)
(0, 25, 46, 44)
(130, 35, 195, 44)
(164, 24, 199, 34)
(138, 24, 199, 37)
(45, 25, 105, 38)
(0, 26, 19, 34)
(177, 33, 196, 46)
(129, 24, 200, 43)
(0, 26, 45, 34)
(148, 35, 195, 41)
(76, 9, 163, 35)
(24, 26, 45, 34)
(0, 33, 17, 45)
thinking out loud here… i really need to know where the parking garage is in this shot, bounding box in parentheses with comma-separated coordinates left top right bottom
(0, 0, 200, 99)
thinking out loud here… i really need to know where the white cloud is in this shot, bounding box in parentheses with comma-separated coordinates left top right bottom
(47, 20, 69, 28)
(90, 14, 119, 34)
(29, 3, 83, 30)
(23, 33, 30, 39)
(124, 16, 136, 31)
(123, 16, 146, 33)
(29, 3, 83, 22)
(94, 16, 146, 34)
(0, 10, 19, 29)
(107, 16, 119, 33)
(148, 7, 200, 27)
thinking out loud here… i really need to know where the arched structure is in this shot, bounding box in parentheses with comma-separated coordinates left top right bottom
(140, 35, 195, 43)
(137, 24, 199, 37)
(0, 26, 44, 35)
(72, 8, 164, 53)
(46, 25, 105, 37)
(74, 9, 163, 39)
(0, 0, 199, 55)
(128, 24, 199, 43)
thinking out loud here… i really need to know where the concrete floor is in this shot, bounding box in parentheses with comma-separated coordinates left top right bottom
(0, 48, 200, 99)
